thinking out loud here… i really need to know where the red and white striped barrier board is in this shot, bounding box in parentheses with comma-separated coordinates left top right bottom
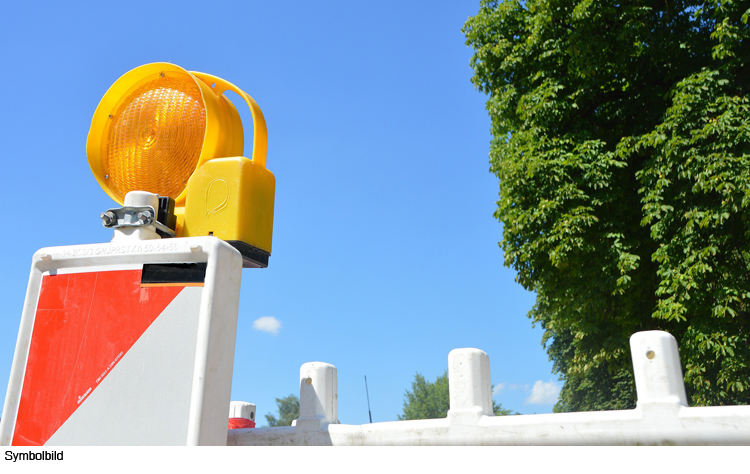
(1, 237, 242, 446)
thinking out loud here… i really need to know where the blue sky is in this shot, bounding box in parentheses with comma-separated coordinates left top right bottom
(0, 1, 560, 425)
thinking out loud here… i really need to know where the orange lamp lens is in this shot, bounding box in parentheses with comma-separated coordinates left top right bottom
(103, 76, 207, 203)
(88, 63, 265, 210)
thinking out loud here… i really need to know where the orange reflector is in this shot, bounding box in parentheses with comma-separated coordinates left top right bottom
(86, 63, 254, 206)
(104, 76, 207, 202)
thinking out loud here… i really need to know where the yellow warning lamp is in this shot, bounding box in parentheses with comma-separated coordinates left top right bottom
(86, 63, 275, 267)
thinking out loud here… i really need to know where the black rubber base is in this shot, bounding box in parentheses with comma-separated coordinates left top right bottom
(226, 241, 270, 268)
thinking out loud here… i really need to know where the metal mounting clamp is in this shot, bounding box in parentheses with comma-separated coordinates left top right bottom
(100, 205, 176, 238)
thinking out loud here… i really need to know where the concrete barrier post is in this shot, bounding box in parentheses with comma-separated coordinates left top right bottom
(296, 362, 338, 429)
(630, 331, 688, 407)
(229, 401, 256, 422)
(447, 348, 493, 419)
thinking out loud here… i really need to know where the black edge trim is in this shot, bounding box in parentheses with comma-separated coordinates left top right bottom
(226, 241, 270, 268)
(141, 262, 207, 284)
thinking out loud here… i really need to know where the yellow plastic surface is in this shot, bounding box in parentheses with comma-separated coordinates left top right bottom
(86, 63, 268, 206)
(189, 71, 267, 169)
(182, 157, 275, 253)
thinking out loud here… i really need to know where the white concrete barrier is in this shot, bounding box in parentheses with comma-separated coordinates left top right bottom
(295, 362, 338, 430)
(447, 348, 493, 420)
(630, 331, 688, 407)
(229, 401, 256, 422)
(227, 331, 750, 446)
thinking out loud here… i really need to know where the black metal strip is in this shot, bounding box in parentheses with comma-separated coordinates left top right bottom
(141, 262, 207, 285)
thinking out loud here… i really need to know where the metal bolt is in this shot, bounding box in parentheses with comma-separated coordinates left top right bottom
(100, 211, 117, 226)
(137, 211, 151, 225)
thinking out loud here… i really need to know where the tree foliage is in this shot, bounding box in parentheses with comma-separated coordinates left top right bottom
(398, 371, 513, 420)
(464, 0, 750, 410)
(264, 394, 300, 427)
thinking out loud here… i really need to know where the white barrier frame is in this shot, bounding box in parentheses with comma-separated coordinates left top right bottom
(228, 331, 750, 446)
(0, 236, 243, 446)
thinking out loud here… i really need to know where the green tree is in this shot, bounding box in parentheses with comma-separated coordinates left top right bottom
(398, 371, 513, 420)
(264, 394, 300, 427)
(463, 0, 750, 411)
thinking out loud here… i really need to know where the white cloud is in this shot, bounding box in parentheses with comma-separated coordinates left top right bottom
(493, 383, 529, 396)
(524, 380, 561, 405)
(253, 316, 282, 335)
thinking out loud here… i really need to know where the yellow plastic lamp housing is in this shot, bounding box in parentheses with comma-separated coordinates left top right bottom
(183, 157, 275, 267)
(86, 63, 251, 206)
(86, 62, 274, 267)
